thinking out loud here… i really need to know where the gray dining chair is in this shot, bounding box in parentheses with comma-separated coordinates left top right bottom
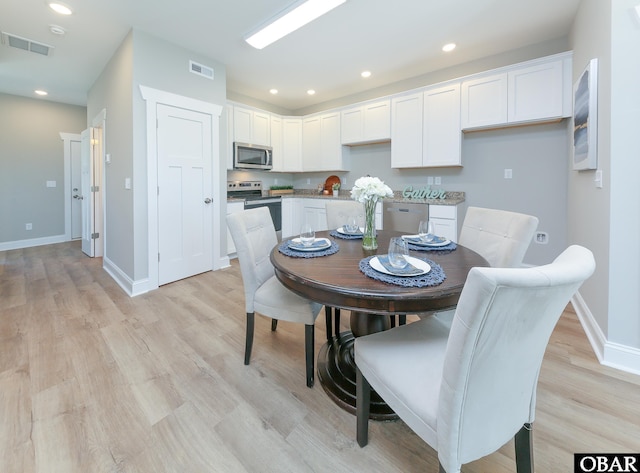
(429, 206, 539, 326)
(355, 245, 595, 473)
(324, 200, 364, 339)
(227, 206, 322, 387)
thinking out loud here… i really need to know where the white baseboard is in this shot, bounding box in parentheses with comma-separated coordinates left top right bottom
(572, 291, 640, 375)
(0, 234, 67, 252)
(102, 256, 150, 297)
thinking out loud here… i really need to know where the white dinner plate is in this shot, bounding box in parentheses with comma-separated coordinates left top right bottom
(401, 234, 451, 247)
(370, 255, 431, 276)
(288, 237, 331, 252)
(337, 226, 364, 235)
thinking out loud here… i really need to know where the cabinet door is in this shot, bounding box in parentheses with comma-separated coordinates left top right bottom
(341, 106, 363, 144)
(320, 112, 342, 171)
(302, 116, 321, 171)
(226, 202, 245, 255)
(270, 115, 283, 172)
(391, 93, 423, 168)
(282, 118, 303, 172)
(281, 197, 294, 238)
(423, 83, 461, 167)
(252, 111, 271, 146)
(363, 100, 391, 142)
(508, 60, 563, 123)
(233, 106, 252, 143)
(460, 74, 508, 129)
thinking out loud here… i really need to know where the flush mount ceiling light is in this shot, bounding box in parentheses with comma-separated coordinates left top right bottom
(361, 70, 371, 78)
(307, 89, 316, 95)
(269, 89, 278, 95)
(49, 25, 66, 35)
(48, 2, 73, 15)
(35, 89, 48, 96)
(245, 0, 347, 50)
(442, 43, 456, 52)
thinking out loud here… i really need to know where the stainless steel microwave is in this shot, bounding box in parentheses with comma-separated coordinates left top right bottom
(233, 142, 273, 171)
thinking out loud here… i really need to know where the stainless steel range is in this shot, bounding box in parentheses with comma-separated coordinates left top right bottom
(227, 181, 282, 238)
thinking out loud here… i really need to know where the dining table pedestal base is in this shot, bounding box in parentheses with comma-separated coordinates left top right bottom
(317, 311, 398, 421)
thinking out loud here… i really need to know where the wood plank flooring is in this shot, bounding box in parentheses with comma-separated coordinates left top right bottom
(1, 241, 639, 473)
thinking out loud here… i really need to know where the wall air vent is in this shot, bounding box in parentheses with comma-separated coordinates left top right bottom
(189, 60, 214, 80)
(1, 32, 54, 56)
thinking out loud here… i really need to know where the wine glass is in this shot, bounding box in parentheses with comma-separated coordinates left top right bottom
(418, 220, 436, 243)
(344, 215, 359, 234)
(388, 237, 409, 269)
(300, 223, 315, 246)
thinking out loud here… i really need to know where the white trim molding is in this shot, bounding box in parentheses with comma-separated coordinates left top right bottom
(60, 132, 81, 242)
(0, 234, 67, 251)
(572, 291, 640, 375)
(139, 85, 223, 293)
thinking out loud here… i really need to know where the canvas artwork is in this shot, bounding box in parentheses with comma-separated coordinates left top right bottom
(572, 58, 598, 170)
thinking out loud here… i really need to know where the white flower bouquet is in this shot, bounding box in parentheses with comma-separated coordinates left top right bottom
(350, 176, 393, 249)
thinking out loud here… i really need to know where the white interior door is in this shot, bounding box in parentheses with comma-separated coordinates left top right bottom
(70, 138, 82, 239)
(157, 104, 213, 285)
(80, 128, 94, 256)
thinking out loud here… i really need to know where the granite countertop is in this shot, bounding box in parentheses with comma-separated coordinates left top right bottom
(227, 190, 464, 205)
(278, 190, 465, 206)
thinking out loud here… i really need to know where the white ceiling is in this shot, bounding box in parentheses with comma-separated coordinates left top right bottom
(0, 0, 581, 111)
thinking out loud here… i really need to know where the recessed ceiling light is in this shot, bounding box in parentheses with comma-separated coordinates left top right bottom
(35, 89, 48, 96)
(307, 89, 316, 95)
(48, 2, 73, 15)
(49, 25, 66, 35)
(442, 43, 456, 52)
(245, 0, 347, 49)
(361, 70, 371, 78)
(270, 89, 279, 95)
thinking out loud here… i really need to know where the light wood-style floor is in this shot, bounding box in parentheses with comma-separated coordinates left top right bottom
(1, 241, 639, 473)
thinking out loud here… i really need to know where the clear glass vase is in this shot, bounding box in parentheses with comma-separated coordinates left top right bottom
(362, 199, 378, 250)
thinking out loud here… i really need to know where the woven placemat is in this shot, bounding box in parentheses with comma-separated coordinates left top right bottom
(359, 256, 446, 287)
(278, 239, 340, 258)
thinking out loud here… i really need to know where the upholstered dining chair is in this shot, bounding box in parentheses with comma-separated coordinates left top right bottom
(227, 206, 322, 387)
(428, 206, 539, 326)
(355, 245, 595, 473)
(324, 200, 364, 339)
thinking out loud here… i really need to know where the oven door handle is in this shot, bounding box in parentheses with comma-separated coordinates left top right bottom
(244, 198, 282, 207)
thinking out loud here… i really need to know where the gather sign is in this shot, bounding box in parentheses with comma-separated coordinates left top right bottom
(402, 185, 447, 200)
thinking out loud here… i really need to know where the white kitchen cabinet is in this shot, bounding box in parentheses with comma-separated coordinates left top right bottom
(302, 112, 346, 172)
(460, 73, 508, 130)
(233, 105, 271, 146)
(270, 114, 283, 171)
(225, 104, 234, 170)
(282, 198, 305, 238)
(280, 118, 303, 172)
(301, 198, 328, 232)
(392, 85, 461, 169)
(391, 92, 423, 168)
(341, 99, 391, 145)
(461, 56, 568, 130)
(429, 204, 458, 243)
(423, 83, 461, 167)
(507, 60, 564, 123)
(226, 201, 245, 255)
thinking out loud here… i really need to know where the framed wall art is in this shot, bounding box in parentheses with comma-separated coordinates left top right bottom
(572, 58, 598, 170)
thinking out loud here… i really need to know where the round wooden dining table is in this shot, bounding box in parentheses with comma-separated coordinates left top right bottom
(271, 229, 488, 420)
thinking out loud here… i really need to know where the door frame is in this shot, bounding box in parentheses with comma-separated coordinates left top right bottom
(60, 132, 81, 241)
(140, 85, 223, 293)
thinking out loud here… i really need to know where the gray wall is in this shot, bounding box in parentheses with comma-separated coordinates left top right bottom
(570, 0, 640, 351)
(88, 29, 227, 282)
(0, 93, 86, 244)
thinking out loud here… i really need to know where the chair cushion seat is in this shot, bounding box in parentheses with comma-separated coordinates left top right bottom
(254, 276, 320, 325)
(355, 316, 451, 448)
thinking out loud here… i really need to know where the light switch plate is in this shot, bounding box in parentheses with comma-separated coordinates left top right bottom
(46, 180, 56, 187)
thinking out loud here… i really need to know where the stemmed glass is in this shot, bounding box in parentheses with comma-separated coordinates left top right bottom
(300, 223, 315, 246)
(418, 220, 436, 243)
(388, 237, 409, 269)
(344, 215, 359, 234)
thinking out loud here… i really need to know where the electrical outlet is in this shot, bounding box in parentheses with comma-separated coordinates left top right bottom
(435, 176, 442, 185)
(535, 232, 548, 244)
(274, 178, 278, 185)
(427, 176, 434, 185)
(306, 178, 311, 185)
(504, 169, 513, 179)
(26, 223, 32, 230)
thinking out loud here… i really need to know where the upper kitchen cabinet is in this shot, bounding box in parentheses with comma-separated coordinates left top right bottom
(341, 99, 391, 145)
(232, 104, 271, 146)
(461, 53, 571, 130)
(302, 111, 347, 171)
(391, 83, 461, 169)
(279, 117, 303, 172)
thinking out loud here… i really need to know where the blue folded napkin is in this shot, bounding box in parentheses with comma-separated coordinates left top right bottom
(288, 238, 330, 250)
(340, 227, 363, 236)
(403, 235, 448, 246)
(376, 255, 423, 276)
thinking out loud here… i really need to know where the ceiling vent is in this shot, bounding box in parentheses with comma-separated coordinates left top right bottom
(189, 60, 214, 80)
(1, 32, 54, 56)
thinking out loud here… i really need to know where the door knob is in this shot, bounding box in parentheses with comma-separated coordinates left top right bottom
(73, 194, 83, 200)
(204, 198, 212, 204)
